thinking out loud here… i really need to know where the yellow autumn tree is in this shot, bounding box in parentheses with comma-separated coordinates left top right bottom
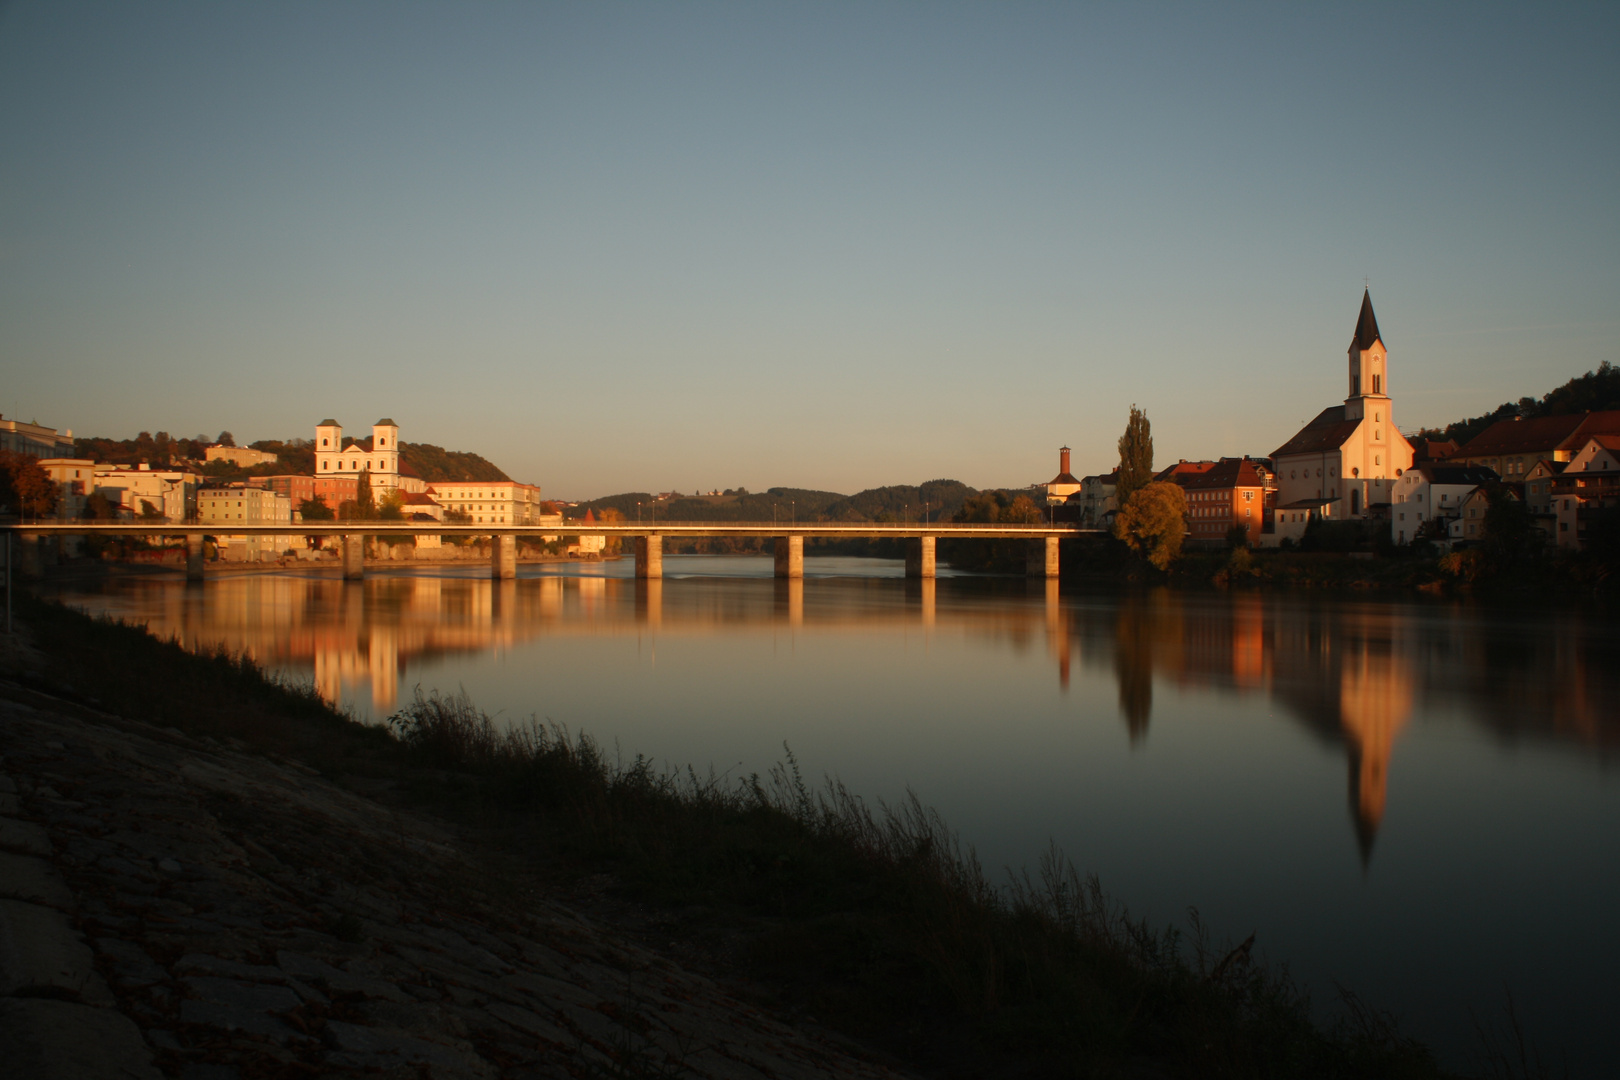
(1113, 481, 1187, 570)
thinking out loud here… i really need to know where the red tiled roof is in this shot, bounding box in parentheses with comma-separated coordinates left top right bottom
(1271, 406, 1362, 458)
(400, 492, 438, 505)
(1456, 411, 1620, 458)
(1047, 472, 1081, 485)
(1178, 457, 1273, 491)
(1153, 461, 1216, 483)
(1412, 439, 1457, 460)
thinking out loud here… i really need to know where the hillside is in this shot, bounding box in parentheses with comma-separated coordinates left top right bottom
(397, 441, 509, 482)
(1418, 360, 1620, 445)
(577, 481, 977, 523)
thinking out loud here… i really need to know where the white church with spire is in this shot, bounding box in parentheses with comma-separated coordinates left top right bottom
(1268, 291, 1415, 545)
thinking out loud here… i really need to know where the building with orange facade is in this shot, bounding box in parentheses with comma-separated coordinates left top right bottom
(1176, 457, 1276, 546)
(254, 474, 358, 511)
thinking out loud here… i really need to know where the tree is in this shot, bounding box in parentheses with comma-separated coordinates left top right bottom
(1116, 405, 1154, 508)
(217, 431, 235, 447)
(1481, 487, 1539, 569)
(138, 499, 165, 521)
(355, 467, 374, 518)
(298, 497, 334, 522)
(82, 491, 120, 520)
(1113, 481, 1186, 570)
(0, 451, 59, 519)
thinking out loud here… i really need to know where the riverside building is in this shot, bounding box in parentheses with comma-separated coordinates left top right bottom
(427, 481, 545, 525)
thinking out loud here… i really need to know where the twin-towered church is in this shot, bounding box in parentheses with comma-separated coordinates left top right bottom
(314, 418, 404, 495)
(1269, 290, 1416, 543)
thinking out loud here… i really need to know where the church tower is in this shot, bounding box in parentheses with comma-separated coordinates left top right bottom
(315, 419, 342, 475)
(1344, 289, 1388, 422)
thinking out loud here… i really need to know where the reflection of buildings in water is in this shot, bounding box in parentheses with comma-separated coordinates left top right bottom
(57, 572, 1620, 861)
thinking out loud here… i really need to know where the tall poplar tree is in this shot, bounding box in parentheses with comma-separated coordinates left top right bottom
(355, 466, 374, 519)
(1116, 404, 1154, 508)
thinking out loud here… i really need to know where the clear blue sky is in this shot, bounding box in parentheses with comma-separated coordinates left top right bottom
(3, 2, 1616, 497)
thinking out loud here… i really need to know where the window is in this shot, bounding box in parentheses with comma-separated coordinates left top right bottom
(1373, 374, 1382, 394)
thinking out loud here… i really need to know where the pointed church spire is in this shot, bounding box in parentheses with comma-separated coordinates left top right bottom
(1353, 288, 1382, 350)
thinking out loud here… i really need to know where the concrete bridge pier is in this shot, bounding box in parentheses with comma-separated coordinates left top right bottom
(1027, 536, 1060, 578)
(773, 536, 803, 579)
(342, 534, 365, 581)
(185, 535, 205, 583)
(492, 534, 517, 580)
(634, 535, 663, 579)
(905, 535, 936, 579)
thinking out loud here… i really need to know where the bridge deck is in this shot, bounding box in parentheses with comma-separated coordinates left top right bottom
(1, 521, 1098, 539)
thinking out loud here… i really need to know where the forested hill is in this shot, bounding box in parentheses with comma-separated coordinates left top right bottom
(575, 481, 978, 522)
(1419, 360, 1620, 445)
(398, 442, 509, 482)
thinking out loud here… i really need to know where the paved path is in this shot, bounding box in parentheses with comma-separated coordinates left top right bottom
(0, 683, 912, 1079)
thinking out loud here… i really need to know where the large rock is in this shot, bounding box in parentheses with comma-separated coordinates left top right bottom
(0, 898, 112, 1003)
(0, 998, 162, 1080)
(0, 817, 51, 856)
(0, 851, 73, 910)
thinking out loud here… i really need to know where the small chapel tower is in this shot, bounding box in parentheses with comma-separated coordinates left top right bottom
(1344, 289, 1388, 422)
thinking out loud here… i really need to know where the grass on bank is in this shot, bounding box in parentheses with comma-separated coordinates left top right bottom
(7, 592, 1485, 1079)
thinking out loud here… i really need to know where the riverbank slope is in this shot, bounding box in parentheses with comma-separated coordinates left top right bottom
(0, 595, 1459, 1079)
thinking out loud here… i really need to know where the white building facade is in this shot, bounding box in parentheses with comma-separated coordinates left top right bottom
(93, 464, 200, 522)
(1390, 465, 1498, 547)
(428, 481, 545, 526)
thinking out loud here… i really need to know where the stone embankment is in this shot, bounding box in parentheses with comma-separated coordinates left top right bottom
(0, 685, 908, 1079)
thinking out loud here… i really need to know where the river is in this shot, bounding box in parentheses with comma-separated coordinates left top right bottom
(40, 556, 1620, 1075)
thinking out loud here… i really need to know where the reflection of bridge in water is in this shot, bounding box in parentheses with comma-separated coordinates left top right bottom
(6, 521, 1093, 582)
(49, 571, 1620, 863)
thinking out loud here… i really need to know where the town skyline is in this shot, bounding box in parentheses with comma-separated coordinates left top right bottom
(3, 4, 1616, 495)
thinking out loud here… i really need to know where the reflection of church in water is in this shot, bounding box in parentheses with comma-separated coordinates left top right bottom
(1060, 594, 1416, 862)
(1053, 587, 1620, 862)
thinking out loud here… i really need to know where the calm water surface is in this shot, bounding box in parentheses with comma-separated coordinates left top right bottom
(44, 557, 1620, 1074)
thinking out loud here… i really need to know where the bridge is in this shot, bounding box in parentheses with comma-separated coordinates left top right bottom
(1, 520, 1099, 584)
